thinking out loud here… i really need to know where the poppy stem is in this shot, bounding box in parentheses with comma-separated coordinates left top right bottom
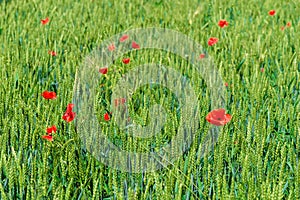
(46, 103, 54, 126)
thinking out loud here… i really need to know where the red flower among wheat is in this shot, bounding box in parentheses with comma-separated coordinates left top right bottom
(122, 58, 130, 64)
(42, 91, 57, 100)
(99, 67, 108, 74)
(104, 112, 110, 121)
(218, 19, 229, 28)
(268, 10, 276, 16)
(41, 17, 50, 25)
(208, 37, 218, 46)
(48, 50, 57, 56)
(132, 41, 140, 49)
(206, 109, 231, 126)
(119, 35, 129, 42)
(62, 103, 76, 122)
(42, 125, 57, 142)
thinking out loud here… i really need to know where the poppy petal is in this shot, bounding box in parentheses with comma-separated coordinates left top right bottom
(268, 10, 276, 16)
(225, 114, 232, 123)
(132, 41, 140, 49)
(41, 17, 50, 25)
(208, 37, 218, 46)
(99, 67, 108, 74)
(199, 54, 205, 59)
(46, 125, 57, 134)
(218, 19, 229, 28)
(104, 112, 110, 121)
(42, 135, 53, 142)
(108, 44, 115, 51)
(42, 91, 57, 99)
(48, 50, 57, 56)
(63, 104, 76, 122)
(206, 108, 231, 126)
(66, 103, 74, 112)
(119, 34, 129, 42)
(122, 58, 130, 64)
(114, 98, 126, 106)
(62, 111, 76, 122)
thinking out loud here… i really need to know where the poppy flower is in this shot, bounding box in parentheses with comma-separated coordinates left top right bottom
(42, 135, 53, 142)
(48, 50, 57, 56)
(62, 103, 76, 123)
(260, 68, 265, 72)
(206, 108, 231, 126)
(41, 17, 50, 25)
(119, 34, 129, 42)
(208, 37, 218, 46)
(280, 26, 285, 31)
(66, 103, 74, 112)
(99, 67, 108, 74)
(42, 91, 57, 100)
(122, 58, 130, 64)
(46, 125, 57, 135)
(268, 10, 276, 16)
(132, 41, 140, 49)
(218, 19, 229, 28)
(108, 44, 115, 51)
(62, 112, 76, 122)
(114, 98, 126, 106)
(225, 82, 229, 87)
(199, 54, 205, 59)
(286, 22, 291, 27)
(104, 112, 110, 121)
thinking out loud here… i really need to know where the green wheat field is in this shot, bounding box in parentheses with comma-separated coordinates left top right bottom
(0, 0, 299, 199)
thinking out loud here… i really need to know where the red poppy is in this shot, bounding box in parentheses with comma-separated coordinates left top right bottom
(104, 112, 110, 121)
(122, 58, 130, 64)
(42, 91, 57, 100)
(268, 10, 276, 16)
(119, 34, 129, 42)
(260, 68, 265, 72)
(114, 98, 126, 106)
(208, 37, 218, 46)
(62, 112, 76, 122)
(108, 44, 115, 51)
(199, 54, 205, 59)
(206, 108, 231, 126)
(41, 17, 50, 25)
(42, 135, 53, 142)
(218, 19, 229, 28)
(280, 26, 285, 31)
(62, 103, 76, 122)
(286, 22, 291, 27)
(48, 50, 57, 56)
(132, 41, 140, 49)
(66, 103, 74, 112)
(46, 125, 57, 135)
(99, 67, 108, 74)
(225, 82, 229, 87)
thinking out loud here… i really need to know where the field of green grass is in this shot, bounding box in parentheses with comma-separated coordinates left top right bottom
(0, 0, 299, 199)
